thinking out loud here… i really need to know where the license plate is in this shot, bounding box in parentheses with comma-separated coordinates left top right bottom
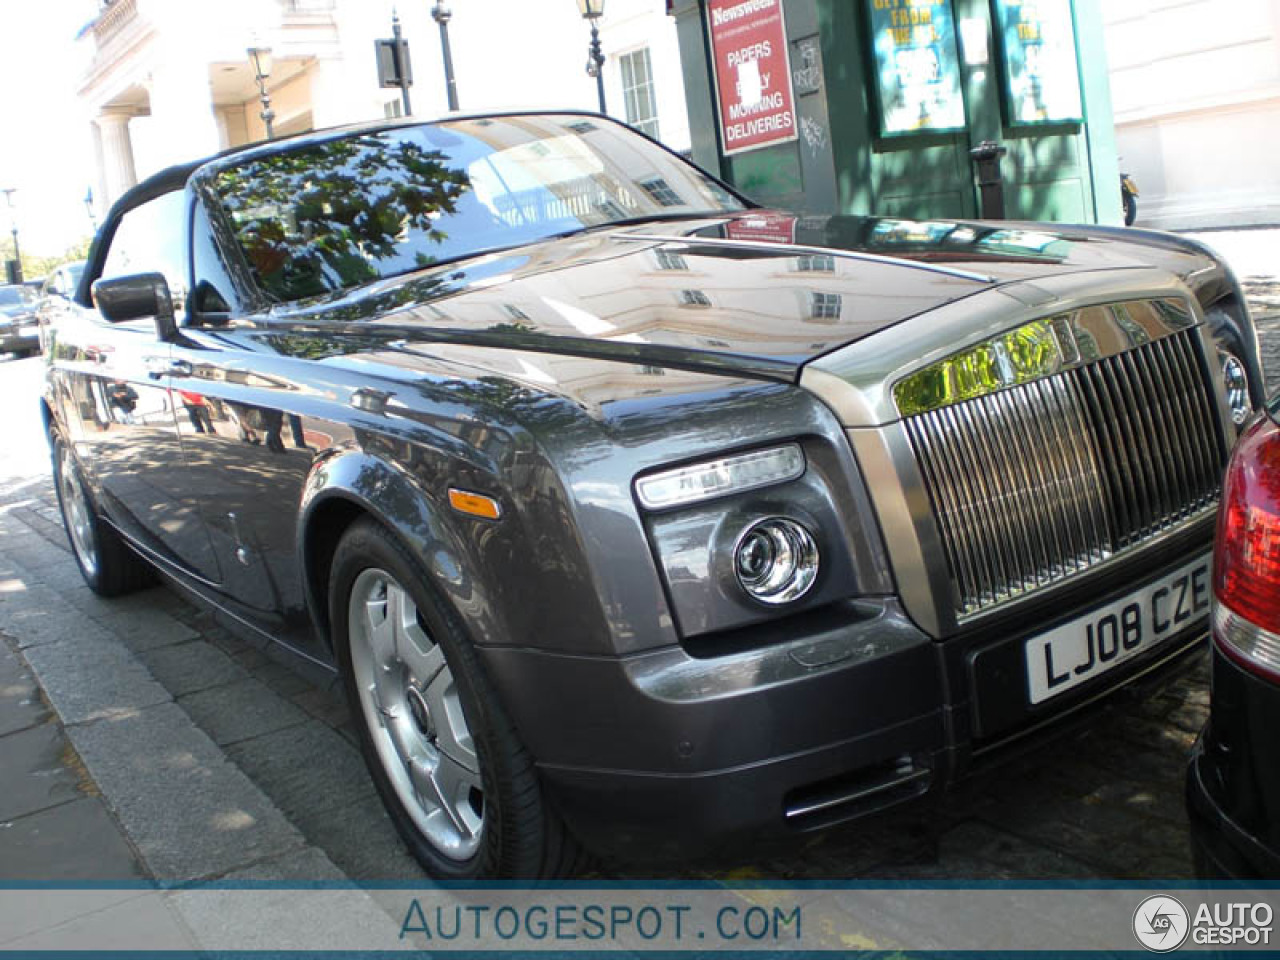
(1025, 555, 1211, 705)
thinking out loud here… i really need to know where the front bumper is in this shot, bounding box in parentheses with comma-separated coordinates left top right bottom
(484, 548, 1212, 862)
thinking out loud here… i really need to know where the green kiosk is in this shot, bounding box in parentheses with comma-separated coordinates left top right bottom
(672, 0, 1122, 225)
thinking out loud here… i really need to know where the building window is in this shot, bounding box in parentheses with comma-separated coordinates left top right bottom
(639, 178, 682, 207)
(793, 254, 835, 273)
(680, 289, 711, 308)
(810, 292, 843, 320)
(654, 249, 688, 271)
(619, 47, 659, 139)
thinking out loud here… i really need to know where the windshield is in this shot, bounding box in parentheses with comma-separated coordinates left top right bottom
(209, 115, 745, 303)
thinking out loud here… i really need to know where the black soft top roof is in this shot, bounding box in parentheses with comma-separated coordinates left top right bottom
(84, 109, 612, 305)
(106, 108, 610, 219)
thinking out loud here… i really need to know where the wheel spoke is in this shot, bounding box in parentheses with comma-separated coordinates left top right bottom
(423, 666, 478, 773)
(410, 750, 481, 840)
(364, 593, 397, 669)
(402, 630, 446, 688)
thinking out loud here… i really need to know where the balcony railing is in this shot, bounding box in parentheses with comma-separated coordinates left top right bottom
(280, 0, 337, 14)
(92, 0, 139, 48)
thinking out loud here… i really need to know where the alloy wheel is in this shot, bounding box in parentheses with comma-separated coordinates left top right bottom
(59, 447, 98, 578)
(347, 567, 485, 860)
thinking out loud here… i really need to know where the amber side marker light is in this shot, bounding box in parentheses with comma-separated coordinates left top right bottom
(1215, 414, 1280, 684)
(448, 488, 502, 521)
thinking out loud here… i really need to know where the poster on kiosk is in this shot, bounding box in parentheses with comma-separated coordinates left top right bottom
(706, 0, 799, 156)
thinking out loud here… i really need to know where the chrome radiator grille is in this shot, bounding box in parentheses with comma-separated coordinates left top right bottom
(905, 328, 1226, 617)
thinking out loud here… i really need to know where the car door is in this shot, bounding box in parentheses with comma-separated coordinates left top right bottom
(162, 197, 326, 652)
(61, 188, 223, 584)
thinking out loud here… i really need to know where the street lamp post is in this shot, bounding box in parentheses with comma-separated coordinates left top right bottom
(2, 189, 21, 284)
(577, 0, 607, 114)
(391, 10, 412, 116)
(431, 0, 459, 111)
(247, 45, 275, 140)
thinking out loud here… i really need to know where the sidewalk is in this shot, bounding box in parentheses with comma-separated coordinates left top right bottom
(0, 635, 146, 882)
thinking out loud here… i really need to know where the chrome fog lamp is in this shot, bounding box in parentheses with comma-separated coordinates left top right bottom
(635, 444, 805, 510)
(734, 518, 819, 605)
(1221, 352, 1252, 426)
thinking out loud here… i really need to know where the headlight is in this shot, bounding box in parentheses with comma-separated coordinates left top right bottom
(1221, 352, 1251, 426)
(734, 517, 819, 605)
(635, 444, 805, 510)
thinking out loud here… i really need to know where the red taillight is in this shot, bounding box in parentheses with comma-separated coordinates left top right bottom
(1215, 414, 1280, 683)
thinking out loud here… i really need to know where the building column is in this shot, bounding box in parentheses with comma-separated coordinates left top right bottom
(96, 111, 138, 208)
(90, 121, 108, 222)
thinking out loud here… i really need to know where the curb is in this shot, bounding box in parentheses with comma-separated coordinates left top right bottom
(0, 496, 349, 887)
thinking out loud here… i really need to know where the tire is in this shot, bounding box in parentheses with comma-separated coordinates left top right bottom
(50, 431, 154, 596)
(1124, 192, 1138, 227)
(329, 517, 584, 879)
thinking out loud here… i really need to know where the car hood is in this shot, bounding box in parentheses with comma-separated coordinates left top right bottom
(271, 211, 1223, 383)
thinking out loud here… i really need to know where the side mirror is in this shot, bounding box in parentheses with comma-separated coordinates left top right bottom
(91, 272, 177, 341)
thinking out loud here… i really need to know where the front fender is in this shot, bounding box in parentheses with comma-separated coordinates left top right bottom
(297, 447, 504, 651)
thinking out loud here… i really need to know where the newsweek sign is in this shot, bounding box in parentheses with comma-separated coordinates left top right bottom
(707, 0, 798, 156)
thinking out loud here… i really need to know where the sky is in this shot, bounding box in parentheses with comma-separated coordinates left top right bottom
(0, 0, 101, 256)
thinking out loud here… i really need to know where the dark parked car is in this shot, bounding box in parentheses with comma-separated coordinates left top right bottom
(1188, 410, 1280, 878)
(0, 283, 40, 356)
(35, 261, 85, 357)
(43, 112, 1263, 879)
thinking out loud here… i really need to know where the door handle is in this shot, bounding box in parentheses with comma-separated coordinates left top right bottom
(146, 357, 193, 380)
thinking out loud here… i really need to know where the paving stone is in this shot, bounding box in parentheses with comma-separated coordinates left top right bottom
(0, 584, 120, 651)
(179, 677, 309, 747)
(0, 889, 194, 952)
(250, 659, 314, 697)
(0, 797, 148, 881)
(72, 590, 199, 652)
(0, 641, 48, 736)
(169, 850, 404, 952)
(22, 633, 171, 726)
(290, 686, 351, 729)
(216, 845, 347, 882)
(225, 721, 377, 822)
(0, 722, 82, 821)
(933, 820, 1100, 879)
(978, 791, 1193, 878)
(229, 646, 272, 670)
(24, 561, 95, 595)
(291, 792, 426, 881)
(9, 541, 76, 573)
(137, 640, 248, 697)
(66, 702, 304, 882)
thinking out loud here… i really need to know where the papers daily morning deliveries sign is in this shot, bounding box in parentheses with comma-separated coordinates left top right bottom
(707, 0, 798, 156)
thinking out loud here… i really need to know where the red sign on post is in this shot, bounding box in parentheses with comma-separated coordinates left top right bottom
(706, 0, 798, 156)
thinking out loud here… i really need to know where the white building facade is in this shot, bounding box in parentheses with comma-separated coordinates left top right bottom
(1103, 0, 1280, 229)
(78, 0, 692, 216)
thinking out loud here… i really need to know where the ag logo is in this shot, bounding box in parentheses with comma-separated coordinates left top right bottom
(1133, 895, 1190, 952)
